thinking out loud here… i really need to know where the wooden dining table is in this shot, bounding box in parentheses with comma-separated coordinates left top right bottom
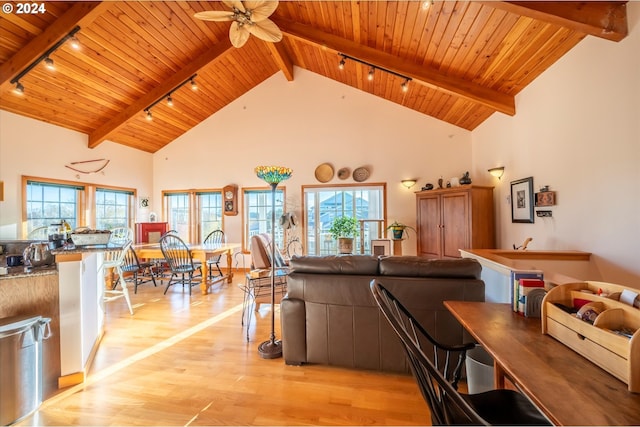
(132, 242, 240, 295)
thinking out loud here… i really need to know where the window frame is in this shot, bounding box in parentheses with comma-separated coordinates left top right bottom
(242, 186, 287, 253)
(22, 175, 136, 237)
(301, 182, 387, 256)
(162, 189, 224, 243)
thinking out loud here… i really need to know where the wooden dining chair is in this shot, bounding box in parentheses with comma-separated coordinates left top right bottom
(203, 229, 225, 280)
(100, 240, 134, 315)
(159, 234, 202, 295)
(370, 280, 551, 426)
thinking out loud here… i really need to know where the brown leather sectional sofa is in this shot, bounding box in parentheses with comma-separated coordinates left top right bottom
(280, 255, 485, 373)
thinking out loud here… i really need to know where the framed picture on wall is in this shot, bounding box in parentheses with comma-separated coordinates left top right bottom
(511, 177, 534, 223)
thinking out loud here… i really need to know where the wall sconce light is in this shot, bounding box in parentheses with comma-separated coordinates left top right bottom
(488, 166, 505, 180)
(401, 179, 417, 189)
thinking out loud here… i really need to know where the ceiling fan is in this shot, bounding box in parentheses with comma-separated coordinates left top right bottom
(194, 1, 283, 48)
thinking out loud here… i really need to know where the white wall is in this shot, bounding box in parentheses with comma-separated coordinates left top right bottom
(153, 67, 473, 256)
(472, 2, 640, 288)
(0, 110, 153, 238)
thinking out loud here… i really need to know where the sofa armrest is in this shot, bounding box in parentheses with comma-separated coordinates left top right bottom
(281, 296, 307, 365)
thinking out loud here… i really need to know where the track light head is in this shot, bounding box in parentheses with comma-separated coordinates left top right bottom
(401, 79, 409, 92)
(44, 57, 55, 70)
(338, 57, 346, 70)
(368, 67, 374, 81)
(167, 95, 174, 107)
(13, 82, 24, 95)
(69, 36, 80, 50)
(190, 78, 198, 91)
(145, 109, 153, 121)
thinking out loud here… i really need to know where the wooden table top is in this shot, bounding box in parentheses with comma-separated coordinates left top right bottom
(444, 301, 640, 426)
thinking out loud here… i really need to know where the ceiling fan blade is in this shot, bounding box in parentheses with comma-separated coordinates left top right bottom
(244, 0, 278, 22)
(194, 11, 235, 22)
(246, 18, 283, 43)
(229, 21, 251, 48)
(222, 0, 245, 13)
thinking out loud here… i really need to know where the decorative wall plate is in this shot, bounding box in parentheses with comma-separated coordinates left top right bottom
(314, 163, 334, 183)
(352, 167, 370, 182)
(337, 167, 350, 180)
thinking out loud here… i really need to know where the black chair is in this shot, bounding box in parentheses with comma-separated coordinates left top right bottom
(159, 234, 202, 295)
(121, 246, 157, 294)
(203, 229, 225, 280)
(370, 280, 551, 426)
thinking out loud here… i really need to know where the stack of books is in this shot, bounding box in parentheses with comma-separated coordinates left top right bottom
(510, 269, 545, 316)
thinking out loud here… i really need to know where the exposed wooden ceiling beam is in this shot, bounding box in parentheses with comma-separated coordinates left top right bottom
(0, 2, 108, 88)
(265, 41, 295, 82)
(486, 1, 628, 42)
(88, 39, 234, 149)
(274, 18, 515, 116)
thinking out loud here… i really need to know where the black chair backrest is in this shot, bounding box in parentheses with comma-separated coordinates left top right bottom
(160, 234, 195, 272)
(370, 280, 485, 425)
(204, 229, 225, 245)
(121, 246, 141, 272)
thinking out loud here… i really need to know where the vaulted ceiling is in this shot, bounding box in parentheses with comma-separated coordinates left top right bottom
(0, 1, 628, 153)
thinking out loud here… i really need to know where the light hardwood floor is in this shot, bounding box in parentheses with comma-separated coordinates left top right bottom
(19, 275, 428, 426)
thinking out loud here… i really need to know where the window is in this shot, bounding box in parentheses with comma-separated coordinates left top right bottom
(303, 184, 386, 255)
(22, 176, 135, 238)
(96, 188, 134, 230)
(162, 190, 224, 243)
(25, 179, 83, 233)
(164, 192, 191, 241)
(198, 191, 223, 240)
(243, 187, 285, 251)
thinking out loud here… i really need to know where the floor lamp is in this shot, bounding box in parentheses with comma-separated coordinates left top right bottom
(255, 165, 292, 359)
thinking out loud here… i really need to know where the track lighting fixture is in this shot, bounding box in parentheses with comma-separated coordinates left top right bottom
(422, 0, 434, 10)
(337, 53, 413, 92)
(13, 82, 24, 95)
(9, 26, 80, 95)
(69, 36, 81, 50)
(368, 67, 375, 81)
(44, 57, 55, 70)
(143, 74, 198, 123)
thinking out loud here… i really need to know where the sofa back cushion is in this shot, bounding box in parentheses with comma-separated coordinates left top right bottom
(289, 255, 379, 275)
(379, 256, 481, 279)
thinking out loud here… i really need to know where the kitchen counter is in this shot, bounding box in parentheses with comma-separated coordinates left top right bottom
(0, 264, 57, 279)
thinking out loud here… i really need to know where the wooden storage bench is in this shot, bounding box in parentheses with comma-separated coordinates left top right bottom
(541, 281, 640, 392)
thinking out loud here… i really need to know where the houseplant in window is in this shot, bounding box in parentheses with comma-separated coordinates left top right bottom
(328, 216, 360, 254)
(386, 221, 416, 240)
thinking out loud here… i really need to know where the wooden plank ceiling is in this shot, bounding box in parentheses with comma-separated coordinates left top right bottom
(0, 1, 628, 153)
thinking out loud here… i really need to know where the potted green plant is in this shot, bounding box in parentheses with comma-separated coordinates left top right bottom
(386, 221, 416, 240)
(328, 216, 360, 254)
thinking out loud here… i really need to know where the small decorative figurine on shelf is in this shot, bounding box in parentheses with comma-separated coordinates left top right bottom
(460, 171, 472, 185)
(437, 176, 443, 188)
